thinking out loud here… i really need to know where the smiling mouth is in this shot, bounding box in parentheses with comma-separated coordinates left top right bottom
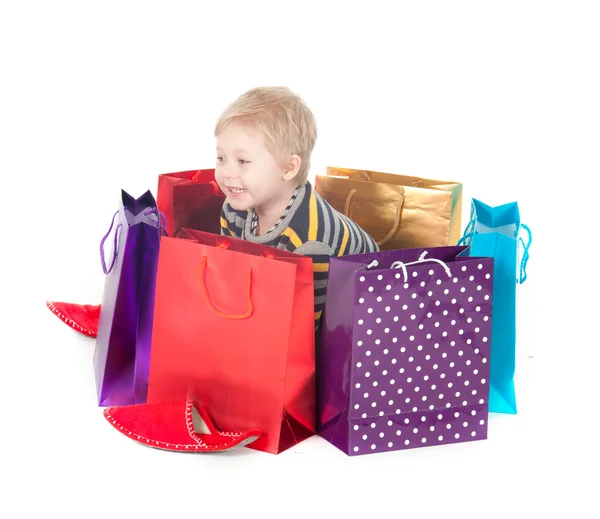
(228, 187, 247, 193)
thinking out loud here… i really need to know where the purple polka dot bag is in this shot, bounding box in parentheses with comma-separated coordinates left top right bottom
(317, 246, 494, 456)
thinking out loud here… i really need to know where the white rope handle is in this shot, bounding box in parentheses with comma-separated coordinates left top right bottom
(365, 251, 452, 283)
(391, 251, 452, 283)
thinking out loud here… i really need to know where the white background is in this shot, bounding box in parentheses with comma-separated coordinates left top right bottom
(2, 1, 599, 518)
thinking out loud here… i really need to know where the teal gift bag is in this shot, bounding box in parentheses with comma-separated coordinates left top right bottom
(458, 199, 531, 414)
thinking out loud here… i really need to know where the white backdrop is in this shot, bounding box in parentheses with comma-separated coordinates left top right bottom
(2, 1, 599, 518)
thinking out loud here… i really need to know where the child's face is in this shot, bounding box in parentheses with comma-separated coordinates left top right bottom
(215, 121, 290, 213)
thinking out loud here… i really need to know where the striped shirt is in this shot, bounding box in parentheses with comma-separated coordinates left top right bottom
(250, 185, 300, 236)
(220, 182, 379, 327)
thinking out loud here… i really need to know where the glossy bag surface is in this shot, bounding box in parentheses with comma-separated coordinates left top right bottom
(458, 199, 532, 414)
(157, 168, 225, 237)
(318, 246, 494, 455)
(147, 229, 316, 454)
(94, 190, 162, 406)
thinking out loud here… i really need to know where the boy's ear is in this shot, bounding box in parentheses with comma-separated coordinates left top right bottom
(282, 154, 302, 181)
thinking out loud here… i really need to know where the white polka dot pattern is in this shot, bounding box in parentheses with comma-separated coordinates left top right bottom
(347, 257, 493, 455)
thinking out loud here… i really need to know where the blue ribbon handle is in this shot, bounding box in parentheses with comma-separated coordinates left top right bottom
(457, 202, 476, 246)
(518, 223, 532, 284)
(457, 218, 475, 246)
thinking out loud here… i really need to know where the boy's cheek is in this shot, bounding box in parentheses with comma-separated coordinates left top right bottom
(214, 175, 226, 192)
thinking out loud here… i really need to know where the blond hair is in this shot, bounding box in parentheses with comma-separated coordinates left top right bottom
(215, 86, 317, 185)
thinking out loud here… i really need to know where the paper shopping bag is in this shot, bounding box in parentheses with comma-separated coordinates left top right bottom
(316, 166, 463, 249)
(317, 246, 493, 455)
(157, 168, 225, 237)
(94, 190, 165, 406)
(458, 199, 532, 414)
(314, 175, 406, 248)
(147, 229, 315, 454)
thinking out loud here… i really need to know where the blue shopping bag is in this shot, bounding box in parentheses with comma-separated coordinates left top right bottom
(458, 199, 531, 414)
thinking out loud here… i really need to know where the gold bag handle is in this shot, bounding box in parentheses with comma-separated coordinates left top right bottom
(344, 188, 403, 247)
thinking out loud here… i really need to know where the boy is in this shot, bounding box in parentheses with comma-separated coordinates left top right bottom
(216, 86, 379, 327)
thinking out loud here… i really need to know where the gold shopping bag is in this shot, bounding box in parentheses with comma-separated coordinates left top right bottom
(315, 167, 463, 250)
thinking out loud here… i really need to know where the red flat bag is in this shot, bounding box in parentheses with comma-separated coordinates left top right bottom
(157, 168, 225, 237)
(147, 228, 316, 454)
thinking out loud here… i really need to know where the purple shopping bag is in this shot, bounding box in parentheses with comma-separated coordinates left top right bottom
(93, 190, 165, 406)
(317, 246, 494, 456)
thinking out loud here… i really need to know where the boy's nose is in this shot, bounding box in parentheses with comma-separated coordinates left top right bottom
(223, 167, 237, 180)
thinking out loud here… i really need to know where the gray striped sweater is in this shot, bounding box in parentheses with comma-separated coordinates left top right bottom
(220, 182, 379, 327)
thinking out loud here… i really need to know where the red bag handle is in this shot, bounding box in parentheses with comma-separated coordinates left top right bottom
(190, 170, 221, 195)
(197, 256, 254, 319)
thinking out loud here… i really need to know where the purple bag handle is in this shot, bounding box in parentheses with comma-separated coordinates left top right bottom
(144, 208, 169, 236)
(100, 211, 122, 275)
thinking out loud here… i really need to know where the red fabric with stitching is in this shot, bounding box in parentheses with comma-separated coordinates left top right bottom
(103, 400, 261, 452)
(46, 301, 101, 337)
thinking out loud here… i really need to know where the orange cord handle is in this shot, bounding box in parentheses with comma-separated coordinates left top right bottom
(197, 256, 253, 319)
(190, 170, 221, 194)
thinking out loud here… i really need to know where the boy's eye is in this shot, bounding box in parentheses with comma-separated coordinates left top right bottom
(216, 156, 224, 162)
(238, 159, 250, 165)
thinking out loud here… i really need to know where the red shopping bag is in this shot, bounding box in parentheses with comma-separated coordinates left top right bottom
(157, 168, 225, 237)
(147, 229, 316, 454)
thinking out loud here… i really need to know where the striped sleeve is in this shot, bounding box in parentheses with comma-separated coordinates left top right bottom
(220, 202, 245, 238)
(220, 207, 234, 237)
(309, 191, 379, 256)
(293, 188, 380, 327)
(293, 242, 335, 325)
(339, 212, 379, 255)
(311, 253, 332, 322)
